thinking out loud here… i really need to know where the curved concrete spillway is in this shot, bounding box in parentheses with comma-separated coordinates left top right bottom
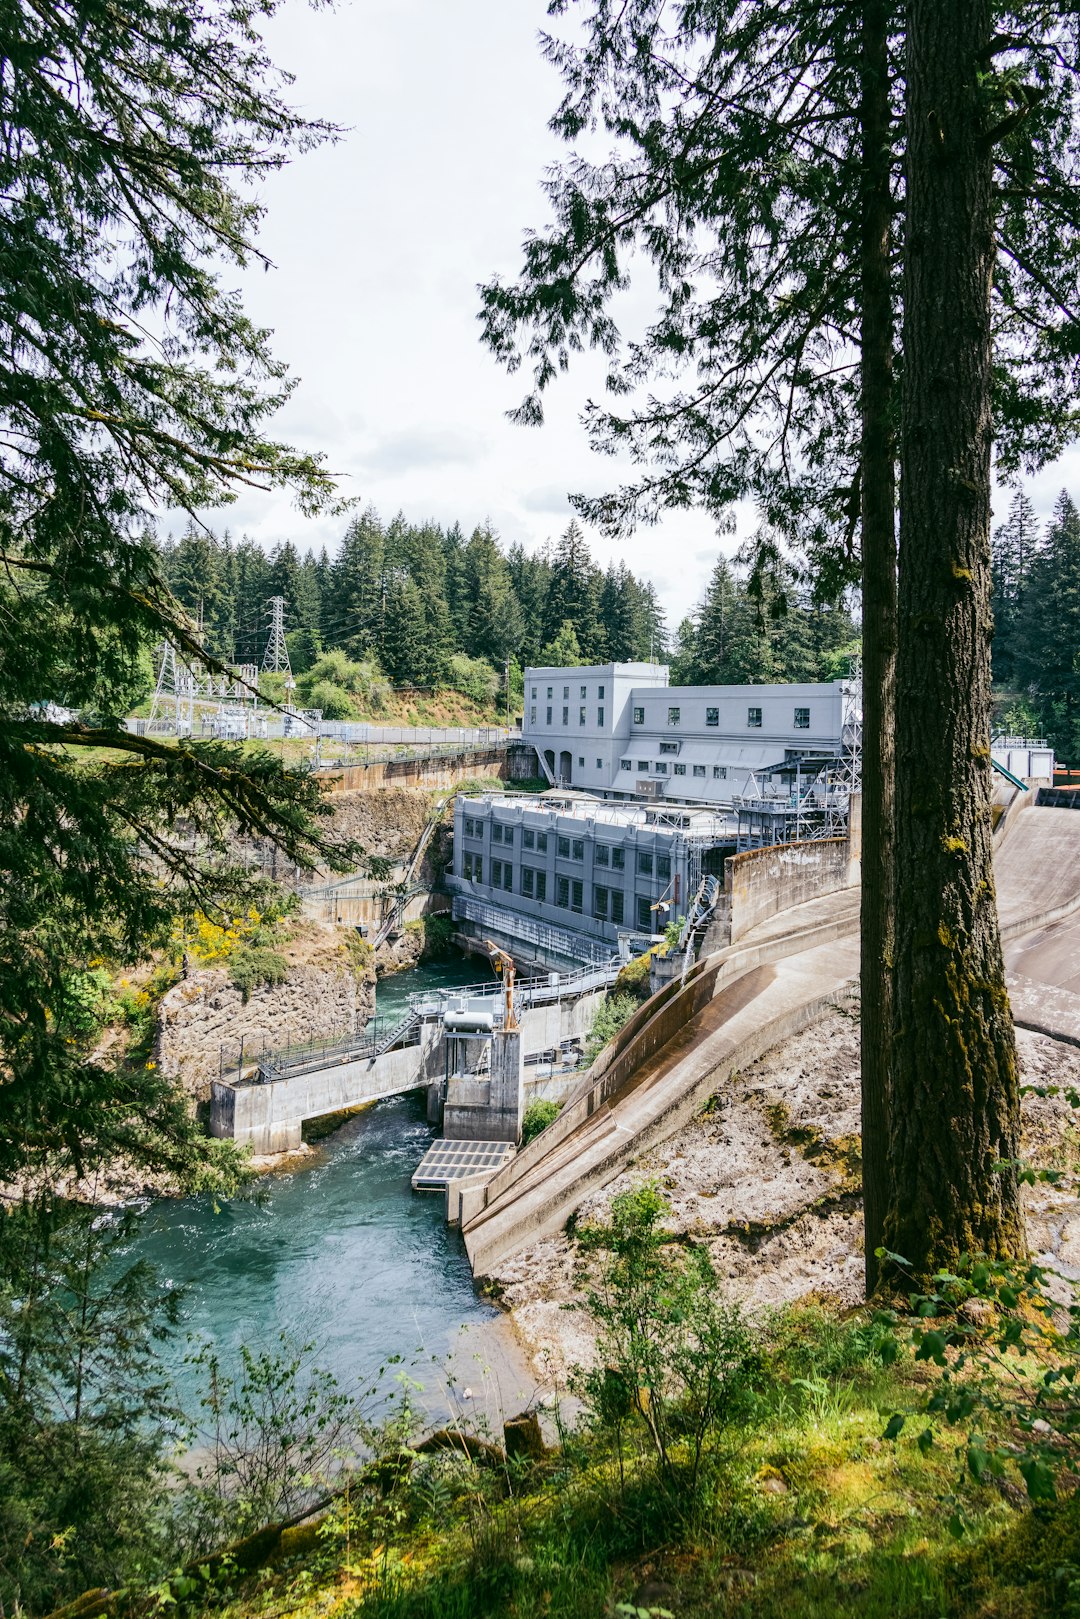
(460, 799, 1080, 1277)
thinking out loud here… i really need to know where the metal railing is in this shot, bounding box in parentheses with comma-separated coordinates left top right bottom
(451, 896, 617, 967)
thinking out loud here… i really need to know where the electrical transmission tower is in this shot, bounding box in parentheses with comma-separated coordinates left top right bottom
(262, 596, 292, 677)
(147, 641, 196, 735)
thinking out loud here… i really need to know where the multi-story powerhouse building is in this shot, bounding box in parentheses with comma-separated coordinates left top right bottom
(522, 661, 850, 803)
(449, 791, 733, 964)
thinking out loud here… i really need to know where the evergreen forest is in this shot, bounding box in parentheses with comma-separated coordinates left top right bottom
(153, 511, 860, 716)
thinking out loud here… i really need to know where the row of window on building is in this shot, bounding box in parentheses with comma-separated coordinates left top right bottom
(619, 761, 728, 779)
(630, 705, 810, 730)
(530, 705, 606, 727)
(529, 701, 813, 731)
(461, 824, 672, 879)
(459, 854, 658, 931)
(532, 683, 607, 701)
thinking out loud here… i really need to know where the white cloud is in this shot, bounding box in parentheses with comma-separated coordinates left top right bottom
(178, 0, 1080, 633)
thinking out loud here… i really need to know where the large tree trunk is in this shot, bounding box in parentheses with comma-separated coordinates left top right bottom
(858, 0, 898, 1298)
(886, 0, 1023, 1277)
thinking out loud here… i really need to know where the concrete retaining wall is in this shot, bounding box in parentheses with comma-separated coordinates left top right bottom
(320, 748, 507, 795)
(725, 837, 853, 945)
(210, 983, 607, 1154)
(458, 901, 859, 1241)
(210, 1027, 444, 1154)
(463, 977, 858, 1275)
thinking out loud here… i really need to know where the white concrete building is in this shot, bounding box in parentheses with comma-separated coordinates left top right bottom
(523, 662, 850, 805)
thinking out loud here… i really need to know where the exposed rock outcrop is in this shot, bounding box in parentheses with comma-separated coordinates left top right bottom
(155, 924, 376, 1099)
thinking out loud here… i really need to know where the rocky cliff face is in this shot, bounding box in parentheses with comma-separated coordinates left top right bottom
(155, 924, 377, 1099)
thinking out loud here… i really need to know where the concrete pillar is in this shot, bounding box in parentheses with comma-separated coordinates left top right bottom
(487, 1028, 525, 1142)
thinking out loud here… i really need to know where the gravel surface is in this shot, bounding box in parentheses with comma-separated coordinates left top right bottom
(491, 1010, 1080, 1381)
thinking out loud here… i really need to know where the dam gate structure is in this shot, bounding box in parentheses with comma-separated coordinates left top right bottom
(209, 964, 615, 1155)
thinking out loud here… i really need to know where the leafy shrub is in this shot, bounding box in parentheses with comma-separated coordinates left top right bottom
(294, 651, 391, 711)
(875, 1248, 1080, 1524)
(572, 1183, 756, 1500)
(53, 965, 116, 1039)
(302, 678, 356, 719)
(583, 992, 639, 1065)
(613, 950, 655, 1002)
(522, 1100, 561, 1143)
(228, 945, 289, 1003)
(443, 652, 500, 707)
(179, 1334, 367, 1551)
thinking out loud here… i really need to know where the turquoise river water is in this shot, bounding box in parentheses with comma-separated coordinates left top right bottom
(128, 957, 536, 1422)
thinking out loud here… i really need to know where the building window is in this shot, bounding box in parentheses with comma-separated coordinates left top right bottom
(637, 895, 654, 932)
(462, 852, 472, 880)
(579, 706, 586, 724)
(557, 836, 570, 858)
(706, 706, 719, 727)
(693, 764, 706, 777)
(713, 765, 727, 780)
(655, 761, 667, 774)
(522, 827, 535, 850)
(658, 854, 672, 882)
(748, 706, 762, 728)
(464, 817, 475, 837)
(530, 706, 536, 724)
(637, 760, 649, 772)
(668, 706, 681, 726)
(580, 684, 587, 699)
(546, 706, 552, 725)
(563, 685, 569, 699)
(596, 757, 603, 770)
(595, 843, 610, 867)
(562, 706, 569, 726)
(598, 684, 605, 699)
(597, 708, 604, 726)
(794, 706, 810, 729)
(492, 823, 503, 843)
(594, 886, 609, 920)
(537, 832, 548, 853)
(578, 756, 585, 767)
(531, 686, 537, 699)
(547, 686, 553, 699)
(611, 847, 625, 870)
(556, 875, 570, 908)
(503, 827, 514, 846)
(492, 858, 512, 890)
(521, 867, 535, 897)
(571, 879, 583, 912)
(535, 870, 547, 903)
(572, 838, 584, 860)
(611, 890, 625, 926)
(674, 762, 686, 776)
(620, 759, 632, 772)
(659, 740, 678, 754)
(637, 850, 654, 876)
(633, 706, 644, 724)
(465, 854, 482, 884)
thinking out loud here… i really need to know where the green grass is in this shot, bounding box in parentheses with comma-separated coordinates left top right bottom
(168, 1308, 1080, 1619)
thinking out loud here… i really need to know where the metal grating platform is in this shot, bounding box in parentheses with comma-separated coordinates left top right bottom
(412, 1138, 515, 1191)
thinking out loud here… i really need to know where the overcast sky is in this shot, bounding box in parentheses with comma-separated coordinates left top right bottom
(209, 0, 1080, 632)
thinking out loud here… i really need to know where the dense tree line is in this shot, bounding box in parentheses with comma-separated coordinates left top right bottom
(157, 512, 858, 701)
(992, 486, 1080, 765)
(672, 552, 859, 687)
(155, 514, 670, 690)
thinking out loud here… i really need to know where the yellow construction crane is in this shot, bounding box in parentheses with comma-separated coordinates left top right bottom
(483, 939, 518, 1030)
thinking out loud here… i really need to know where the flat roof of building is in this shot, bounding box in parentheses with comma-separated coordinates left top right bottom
(459, 790, 736, 839)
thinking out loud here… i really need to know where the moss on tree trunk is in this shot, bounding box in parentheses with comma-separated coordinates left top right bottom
(885, 0, 1023, 1278)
